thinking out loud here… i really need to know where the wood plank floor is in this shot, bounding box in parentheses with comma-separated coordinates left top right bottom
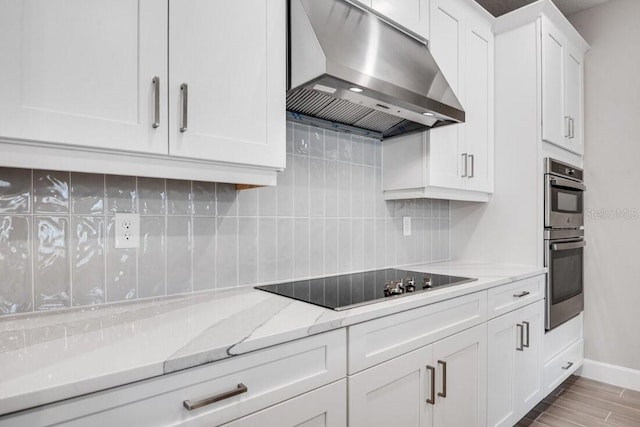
(516, 375, 640, 427)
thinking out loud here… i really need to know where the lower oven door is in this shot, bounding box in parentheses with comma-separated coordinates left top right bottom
(545, 238, 585, 330)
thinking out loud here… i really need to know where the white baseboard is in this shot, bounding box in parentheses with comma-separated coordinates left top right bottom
(578, 359, 640, 392)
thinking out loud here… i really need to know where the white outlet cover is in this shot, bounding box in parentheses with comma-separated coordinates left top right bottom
(114, 213, 140, 249)
(402, 216, 412, 236)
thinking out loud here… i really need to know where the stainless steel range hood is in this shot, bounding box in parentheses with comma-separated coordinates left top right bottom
(287, 0, 465, 140)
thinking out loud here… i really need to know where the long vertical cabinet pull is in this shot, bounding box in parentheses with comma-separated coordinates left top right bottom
(437, 360, 447, 398)
(461, 154, 468, 177)
(564, 116, 572, 138)
(426, 365, 436, 405)
(570, 117, 575, 139)
(180, 83, 189, 132)
(468, 154, 475, 178)
(523, 321, 530, 348)
(516, 323, 524, 351)
(152, 77, 160, 129)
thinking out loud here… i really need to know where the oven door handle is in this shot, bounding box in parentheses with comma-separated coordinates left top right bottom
(549, 177, 586, 191)
(551, 240, 586, 251)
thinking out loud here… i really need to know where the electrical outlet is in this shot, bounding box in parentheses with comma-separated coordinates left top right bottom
(114, 213, 140, 249)
(403, 216, 412, 236)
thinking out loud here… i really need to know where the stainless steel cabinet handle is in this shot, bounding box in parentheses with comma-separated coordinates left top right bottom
(426, 365, 436, 405)
(565, 116, 571, 138)
(570, 117, 575, 139)
(152, 77, 160, 129)
(180, 83, 189, 132)
(516, 323, 524, 351)
(437, 360, 447, 398)
(561, 362, 574, 370)
(513, 291, 530, 298)
(183, 383, 247, 411)
(523, 321, 530, 348)
(461, 153, 468, 177)
(468, 154, 475, 178)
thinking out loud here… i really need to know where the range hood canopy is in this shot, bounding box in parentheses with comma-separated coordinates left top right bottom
(287, 0, 465, 140)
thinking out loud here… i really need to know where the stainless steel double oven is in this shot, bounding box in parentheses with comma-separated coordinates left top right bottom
(544, 158, 585, 330)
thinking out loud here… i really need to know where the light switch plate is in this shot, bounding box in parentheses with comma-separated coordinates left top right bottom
(114, 213, 140, 249)
(403, 216, 412, 236)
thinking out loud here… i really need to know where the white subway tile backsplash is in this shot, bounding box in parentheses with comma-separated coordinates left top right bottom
(0, 123, 450, 317)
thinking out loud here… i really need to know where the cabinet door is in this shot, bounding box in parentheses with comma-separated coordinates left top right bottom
(487, 310, 519, 427)
(541, 19, 567, 148)
(464, 16, 494, 193)
(371, 0, 430, 38)
(516, 301, 544, 415)
(349, 345, 433, 427)
(0, 0, 168, 154)
(169, 0, 286, 169)
(432, 324, 487, 427)
(564, 47, 584, 155)
(428, 0, 465, 190)
(222, 380, 347, 427)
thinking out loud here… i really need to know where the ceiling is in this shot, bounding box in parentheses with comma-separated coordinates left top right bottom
(474, 0, 611, 17)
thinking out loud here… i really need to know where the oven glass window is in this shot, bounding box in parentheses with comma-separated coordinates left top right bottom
(552, 187, 583, 214)
(550, 245, 583, 304)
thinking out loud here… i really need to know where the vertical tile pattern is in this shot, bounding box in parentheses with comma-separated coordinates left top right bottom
(0, 123, 451, 316)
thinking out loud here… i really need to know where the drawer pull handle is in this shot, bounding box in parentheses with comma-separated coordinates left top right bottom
(513, 291, 530, 298)
(562, 362, 574, 370)
(183, 383, 248, 411)
(426, 365, 436, 405)
(437, 360, 447, 398)
(516, 323, 524, 351)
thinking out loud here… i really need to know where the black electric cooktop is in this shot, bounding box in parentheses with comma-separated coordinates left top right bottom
(255, 268, 476, 311)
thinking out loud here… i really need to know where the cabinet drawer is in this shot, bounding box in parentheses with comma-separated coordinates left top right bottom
(221, 380, 346, 427)
(544, 312, 583, 362)
(488, 275, 544, 319)
(1, 330, 346, 427)
(348, 291, 487, 373)
(544, 339, 583, 395)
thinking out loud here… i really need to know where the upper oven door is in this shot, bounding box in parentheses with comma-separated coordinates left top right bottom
(545, 175, 585, 228)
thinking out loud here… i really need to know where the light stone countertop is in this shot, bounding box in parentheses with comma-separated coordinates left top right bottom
(0, 260, 546, 417)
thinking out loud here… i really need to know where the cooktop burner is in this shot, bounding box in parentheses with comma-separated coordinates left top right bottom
(255, 268, 476, 311)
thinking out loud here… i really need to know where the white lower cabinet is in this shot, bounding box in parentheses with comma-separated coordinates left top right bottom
(349, 323, 487, 427)
(221, 380, 346, 427)
(487, 300, 544, 427)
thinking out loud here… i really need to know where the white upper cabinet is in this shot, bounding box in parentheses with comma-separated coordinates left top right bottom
(382, 0, 494, 202)
(370, 0, 430, 38)
(541, 17, 586, 155)
(0, 0, 168, 154)
(169, 0, 285, 169)
(0, 0, 285, 185)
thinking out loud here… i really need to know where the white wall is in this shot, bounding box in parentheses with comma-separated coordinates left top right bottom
(569, 0, 640, 371)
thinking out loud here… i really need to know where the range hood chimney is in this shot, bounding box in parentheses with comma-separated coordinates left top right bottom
(287, 0, 465, 140)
